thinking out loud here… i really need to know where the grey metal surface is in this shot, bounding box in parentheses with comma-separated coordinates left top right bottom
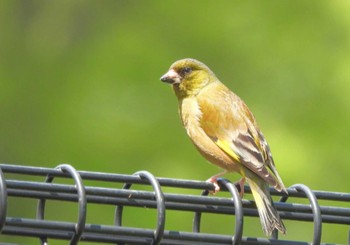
(0, 163, 349, 245)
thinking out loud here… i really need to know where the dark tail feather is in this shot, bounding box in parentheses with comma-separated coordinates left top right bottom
(247, 177, 286, 236)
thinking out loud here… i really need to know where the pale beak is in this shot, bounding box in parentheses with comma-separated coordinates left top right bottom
(160, 69, 181, 84)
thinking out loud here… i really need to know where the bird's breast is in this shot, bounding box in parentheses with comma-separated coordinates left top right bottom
(178, 97, 239, 171)
(179, 97, 202, 133)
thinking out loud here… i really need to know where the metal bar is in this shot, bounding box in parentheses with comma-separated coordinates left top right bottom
(2, 164, 350, 202)
(5, 180, 350, 218)
(0, 164, 214, 191)
(2, 218, 303, 244)
(0, 164, 349, 245)
(6, 187, 350, 225)
(2, 219, 336, 245)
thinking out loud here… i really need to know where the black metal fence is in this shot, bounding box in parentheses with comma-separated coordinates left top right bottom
(0, 163, 349, 245)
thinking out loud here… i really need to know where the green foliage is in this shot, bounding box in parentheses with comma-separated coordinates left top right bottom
(0, 1, 349, 244)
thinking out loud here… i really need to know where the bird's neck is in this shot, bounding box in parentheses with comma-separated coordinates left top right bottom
(172, 83, 194, 100)
(172, 78, 212, 100)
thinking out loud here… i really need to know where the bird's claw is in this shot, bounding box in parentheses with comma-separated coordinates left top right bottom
(206, 177, 220, 194)
(235, 177, 246, 198)
(206, 171, 227, 194)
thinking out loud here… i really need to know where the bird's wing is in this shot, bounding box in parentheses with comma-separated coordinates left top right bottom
(198, 87, 286, 191)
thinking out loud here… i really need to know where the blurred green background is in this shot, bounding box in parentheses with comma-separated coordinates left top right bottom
(1, 0, 350, 244)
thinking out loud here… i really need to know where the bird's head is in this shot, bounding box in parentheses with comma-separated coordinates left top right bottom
(160, 58, 217, 99)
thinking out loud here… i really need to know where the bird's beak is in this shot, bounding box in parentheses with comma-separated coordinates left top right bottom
(160, 69, 181, 84)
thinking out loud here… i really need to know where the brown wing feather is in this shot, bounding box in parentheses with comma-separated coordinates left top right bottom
(198, 82, 286, 192)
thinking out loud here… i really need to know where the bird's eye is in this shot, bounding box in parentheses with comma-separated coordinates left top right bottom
(181, 67, 192, 75)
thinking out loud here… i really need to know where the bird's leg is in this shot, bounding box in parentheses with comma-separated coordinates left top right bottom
(206, 170, 227, 194)
(235, 177, 246, 198)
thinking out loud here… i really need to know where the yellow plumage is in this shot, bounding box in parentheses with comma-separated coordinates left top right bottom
(161, 58, 287, 235)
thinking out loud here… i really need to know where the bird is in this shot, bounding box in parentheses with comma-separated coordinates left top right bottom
(160, 58, 287, 236)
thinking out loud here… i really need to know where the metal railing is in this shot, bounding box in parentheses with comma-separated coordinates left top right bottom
(0, 163, 349, 245)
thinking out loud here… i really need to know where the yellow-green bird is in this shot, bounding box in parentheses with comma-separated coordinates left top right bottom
(160, 58, 287, 235)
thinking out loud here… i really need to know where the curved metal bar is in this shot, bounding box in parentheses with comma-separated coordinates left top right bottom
(115, 170, 165, 245)
(37, 164, 87, 245)
(114, 181, 131, 227)
(59, 164, 87, 245)
(193, 179, 243, 245)
(192, 189, 209, 233)
(0, 167, 7, 232)
(36, 171, 54, 245)
(114, 182, 132, 245)
(277, 184, 322, 244)
(217, 178, 243, 245)
(137, 171, 166, 245)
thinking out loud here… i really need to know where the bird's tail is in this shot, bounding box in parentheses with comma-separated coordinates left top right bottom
(246, 177, 286, 236)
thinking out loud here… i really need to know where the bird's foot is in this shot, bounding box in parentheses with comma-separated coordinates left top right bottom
(206, 171, 227, 194)
(235, 177, 246, 198)
(206, 177, 221, 194)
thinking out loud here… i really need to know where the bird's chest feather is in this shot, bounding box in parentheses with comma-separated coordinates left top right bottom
(178, 96, 238, 170)
(179, 93, 225, 141)
(179, 97, 203, 137)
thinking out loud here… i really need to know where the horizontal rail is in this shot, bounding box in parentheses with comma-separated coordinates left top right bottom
(0, 163, 349, 245)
